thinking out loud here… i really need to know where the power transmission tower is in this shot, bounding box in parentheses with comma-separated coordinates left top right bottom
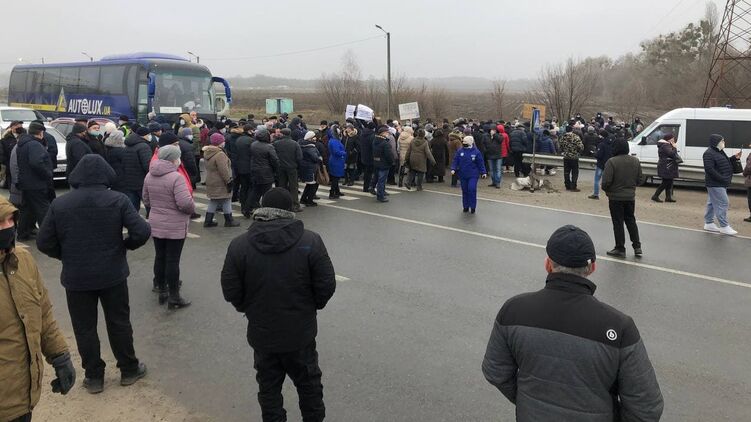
(703, 0, 751, 107)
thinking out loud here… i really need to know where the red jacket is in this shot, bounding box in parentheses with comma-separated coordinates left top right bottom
(497, 125, 510, 158)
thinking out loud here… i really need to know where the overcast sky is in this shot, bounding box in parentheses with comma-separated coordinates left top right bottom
(2, 0, 723, 80)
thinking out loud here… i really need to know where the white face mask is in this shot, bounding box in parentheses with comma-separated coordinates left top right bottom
(717, 140, 725, 151)
(179, 119, 186, 126)
(186, 135, 193, 141)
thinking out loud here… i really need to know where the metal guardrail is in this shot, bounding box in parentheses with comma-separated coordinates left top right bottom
(523, 153, 746, 187)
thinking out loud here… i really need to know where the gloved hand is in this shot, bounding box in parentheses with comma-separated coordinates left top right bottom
(50, 352, 76, 394)
(451, 170, 456, 175)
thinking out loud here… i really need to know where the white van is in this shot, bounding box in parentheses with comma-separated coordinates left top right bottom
(629, 107, 751, 168)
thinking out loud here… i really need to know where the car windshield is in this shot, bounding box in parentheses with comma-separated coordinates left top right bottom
(1, 109, 40, 122)
(153, 71, 214, 114)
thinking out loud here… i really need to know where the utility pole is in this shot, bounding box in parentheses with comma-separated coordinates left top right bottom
(703, 0, 751, 107)
(375, 25, 392, 120)
(188, 51, 200, 64)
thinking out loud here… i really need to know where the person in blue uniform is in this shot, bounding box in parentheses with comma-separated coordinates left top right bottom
(451, 136, 487, 214)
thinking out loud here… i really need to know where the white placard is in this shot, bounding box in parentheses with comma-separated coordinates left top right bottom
(398, 102, 420, 120)
(355, 104, 373, 121)
(345, 104, 356, 119)
(159, 106, 183, 114)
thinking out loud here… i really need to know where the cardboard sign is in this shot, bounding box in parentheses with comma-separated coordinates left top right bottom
(345, 104, 356, 119)
(398, 102, 420, 120)
(522, 103, 546, 120)
(355, 104, 373, 121)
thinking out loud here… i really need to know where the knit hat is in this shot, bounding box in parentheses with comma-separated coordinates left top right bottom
(104, 130, 125, 148)
(210, 133, 225, 146)
(546, 225, 596, 268)
(158, 144, 181, 162)
(87, 120, 100, 128)
(462, 136, 474, 146)
(158, 132, 179, 147)
(72, 123, 87, 135)
(304, 131, 316, 141)
(587, 126, 595, 133)
(179, 127, 194, 139)
(377, 125, 390, 134)
(148, 122, 162, 133)
(261, 187, 293, 211)
(256, 129, 271, 142)
(28, 121, 45, 134)
(135, 126, 150, 136)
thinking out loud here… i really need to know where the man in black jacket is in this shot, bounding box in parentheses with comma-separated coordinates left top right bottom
(221, 188, 335, 422)
(248, 129, 279, 213)
(357, 122, 375, 192)
(121, 127, 153, 211)
(16, 122, 53, 241)
(65, 124, 92, 179)
(273, 128, 303, 212)
(36, 154, 151, 394)
(509, 124, 529, 177)
(0, 121, 23, 188)
(483, 225, 663, 422)
(235, 125, 254, 217)
(372, 125, 394, 202)
(602, 139, 643, 258)
(703, 133, 742, 235)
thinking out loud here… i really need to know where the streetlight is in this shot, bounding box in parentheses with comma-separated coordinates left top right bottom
(187, 51, 200, 64)
(81, 52, 93, 62)
(375, 24, 392, 120)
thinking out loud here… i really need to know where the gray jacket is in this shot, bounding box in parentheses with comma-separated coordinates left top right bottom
(482, 273, 663, 422)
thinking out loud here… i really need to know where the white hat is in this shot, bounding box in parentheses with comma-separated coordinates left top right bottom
(462, 136, 474, 146)
(303, 131, 316, 141)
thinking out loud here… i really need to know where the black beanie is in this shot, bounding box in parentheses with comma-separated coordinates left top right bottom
(135, 126, 150, 136)
(87, 120, 99, 128)
(158, 132, 179, 147)
(261, 187, 294, 211)
(546, 225, 596, 268)
(72, 123, 87, 135)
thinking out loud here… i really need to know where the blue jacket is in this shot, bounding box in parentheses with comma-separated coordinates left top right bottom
(451, 146, 487, 179)
(703, 145, 736, 188)
(372, 135, 393, 170)
(536, 136, 556, 154)
(327, 138, 346, 178)
(595, 137, 614, 170)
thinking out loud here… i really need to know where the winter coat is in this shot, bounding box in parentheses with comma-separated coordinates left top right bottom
(357, 130, 374, 166)
(299, 140, 321, 183)
(744, 153, 751, 187)
(234, 134, 253, 175)
(104, 137, 127, 192)
(430, 129, 450, 177)
(36, 154, 151, 291)
(447, 131, 464, 167)
(497, 126, 511, 158)
(178, 139, 199, 185)
(602, 149, 643, 201)
(0, 132, 17, 167)
(559, 132, 584, 160)
(0, 203, 69, 422)
(16, 134, 53, 191)
(142, 159, 195, 239)
(203, 146, 233, 200)
(178, 113, 202, 156)
(65, 134, 92, 178)
(251, 140, 279, 185)
(343, 131, 360, 166)
(406, 137, 436, 173)
(121, 134, 152, 191)
(84, 134, 107, 159)
(372, 135, 394, 170)
(536, 135, 557, 154)
(221, 212, 336, 353)
(226, 132, 242, 163)
(582, 132, 600, 157)
(703, 138, 739, 188)
(656, 140, 680, 179)
(483, 134, 504, 160)
(273, 136, 302, 170)
(482, 273, 663, 422)
(595, 137, 614, 170)
(397, 128, 414, 166)
(451, 146, 487, 179)
(327, 138, 346, 178)
(509, 128, 528, 153)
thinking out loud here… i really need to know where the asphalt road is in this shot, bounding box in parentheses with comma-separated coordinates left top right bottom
(24, 182, 751, 421)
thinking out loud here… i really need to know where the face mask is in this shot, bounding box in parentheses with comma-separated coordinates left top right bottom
(0, 226, 16, 250)
(220, 128, 226, 134)
(89, 130, 101, 137)
(717, 140, 725, 151)
(180, 119, 186, 126)
(186, 135, 193, 141)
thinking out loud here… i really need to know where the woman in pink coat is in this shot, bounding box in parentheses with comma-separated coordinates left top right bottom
(142, 145, 195, 310)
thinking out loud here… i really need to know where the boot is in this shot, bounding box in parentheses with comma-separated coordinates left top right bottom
(167, 280, 191, 310)
(203, 212, 218, 227)
(158, 283, 168, 305)
(224, 213, 240, 227)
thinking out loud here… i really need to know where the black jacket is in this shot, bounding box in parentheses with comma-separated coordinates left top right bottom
(36, 154, 151, 291)
(65, 133, 92, 178)
(84, 134, 107, 159)
(595, 137, 613, 170)
(121, 134, 153, 191)
(343, 132, 360, 165)
(178, 139, 199, 184)
(299, 140, 320, 183)
(234, 134, 253, 175)
(105, 146, 126, 192)
(226, 132, 242, 162)
(483, 273, 663, 422)
(0, 133, 17, 167)
(358, 130, 374, 166)
(16, 134, 53, 191)
(509, 128, 528, 153)
(582, 132, 600, 157)
(42, 131, 58, 168)
(703, 139, 738, 188)
(272, 136, 302, 170)
(483, 134, 503, 160)
(221, 214, 336, 353)
(372, 135, 394, 170)
(250, 140, 279, 184)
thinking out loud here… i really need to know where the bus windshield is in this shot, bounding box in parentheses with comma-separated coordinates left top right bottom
(153, 71, 214, 114)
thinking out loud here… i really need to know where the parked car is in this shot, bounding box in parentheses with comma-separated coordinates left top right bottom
(50, 117, 115, 137)
(0, 106, 46, 130)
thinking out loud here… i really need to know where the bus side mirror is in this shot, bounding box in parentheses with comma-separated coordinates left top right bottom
(638, 136, 647, 146)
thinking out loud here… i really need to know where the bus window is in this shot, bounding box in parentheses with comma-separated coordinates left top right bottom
(9, 70, 27, 94)
(60, 67, 79, 94)
(79, 67, 100, 95)
(41, 68, 60, 97)
(153, 71, 213, 114)
(644, 125, 680, 145)
(99, 65, 126, 96)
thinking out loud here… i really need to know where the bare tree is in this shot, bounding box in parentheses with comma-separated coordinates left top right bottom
(490, 79, 507, 119)
(318, 50, 364, 114)
(428, 86, 449, 120)
(537, 57, 597, 121)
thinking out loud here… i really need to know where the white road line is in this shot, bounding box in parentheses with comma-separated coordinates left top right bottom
(186, 232, 201, 239)
(422, 188, 751, 241)
(321, 203, 751, 290)
(335, 275, 351, 282)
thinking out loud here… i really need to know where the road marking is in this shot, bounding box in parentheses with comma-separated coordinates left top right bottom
(321, 203, 751, 290)
(335, 275, 350, 282)
(187, 232, 201, 239)
(422, 188, 751, 241)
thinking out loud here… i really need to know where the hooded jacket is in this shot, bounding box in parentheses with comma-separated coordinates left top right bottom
(121, 133, 153, 191)
(406, 136, 436, 173)
(0, 197, 69, 422)
(595, 135, 613, 170)
(142, 159, 195, 239)
(203, 145, 233, 200)
(497, 125, 511, 158)
(16, 134, 53, 191)
(299, 140, 321, 183)
(343, 129, 360, 166)
(221, 211, 336, 353)
(509, 128, 528, 153)
(703, 135, 738, 188)
(179, 113, 202, 156)
(602, 140, 643, 201)
(65, 133, 92, 178)
(448, 131, 464, 166)
(535, 134, 556, 154)
(36, 155, 151, 291)
(482, 273, 663, 422)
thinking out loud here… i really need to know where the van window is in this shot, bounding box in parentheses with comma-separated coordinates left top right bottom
(644, 125, 680, 145)
(686, 120, 748, 148)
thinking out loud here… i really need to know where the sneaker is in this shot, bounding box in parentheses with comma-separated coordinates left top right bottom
(83, 377, 104, 394)
(634, 247, 643, 257)
(703, 223, 720, 232)
(588, 195, 599, 200)
(606, 248, 626, 258)
(121, 363, 147, 386)
(718, 225, 738, 236)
